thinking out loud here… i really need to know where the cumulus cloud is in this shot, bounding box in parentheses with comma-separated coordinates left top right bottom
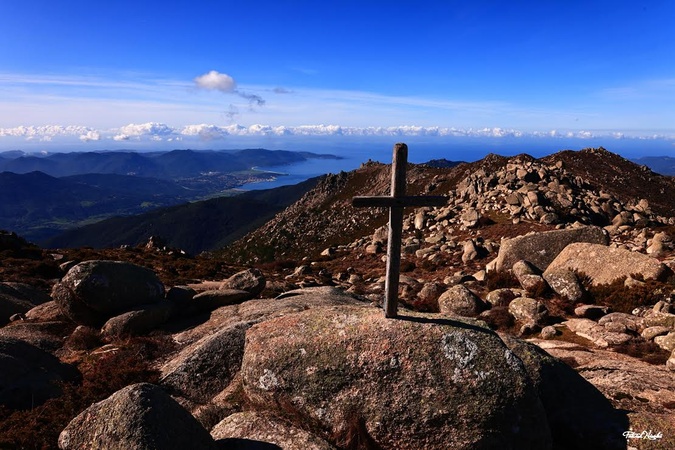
(113, 122, 174, 141)
(79, 130, 101, 142)
(193, 70, 266, 112)
(194, 70, 236, 92)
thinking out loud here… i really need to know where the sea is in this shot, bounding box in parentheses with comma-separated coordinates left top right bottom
(242, 136, 674, 191)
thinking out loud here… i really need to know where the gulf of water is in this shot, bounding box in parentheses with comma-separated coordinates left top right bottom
(242, 137, 673, 191)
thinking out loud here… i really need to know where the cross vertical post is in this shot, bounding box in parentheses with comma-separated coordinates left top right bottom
(352, 143, 447, 318)
(383, 143, 408, 317)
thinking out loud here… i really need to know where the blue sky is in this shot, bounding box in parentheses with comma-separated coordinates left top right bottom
(0, 0, 674, 154)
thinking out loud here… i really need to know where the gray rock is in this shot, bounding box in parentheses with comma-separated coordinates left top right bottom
(545, 243, 671, 286)
(543, 269, 585, 303)
(460, 208, 480, 228)
(597, 313, 642, 333)
(495, 226, 609, 272)
(58, 383, 217, 450)
(242, 306, 552, 450)
(461, 239, 479, 263)
(0, 321, 69, 352)
(438, 284, 486, 317)
(211, 411, 334, 449)
(52, 260, 165, 326)
(509, 297, 549, 326)
(0, 337, 79, 410)
(512, 260, 548, 295)
(25, 301, 68, 322)
(161, 322, 252, 404)
(540, 326, 558, 339)
(564, 319, 632, 348)
(220, 268, 266, 297)
(101, 302, 174, 337)
(485, 288, 520, 307)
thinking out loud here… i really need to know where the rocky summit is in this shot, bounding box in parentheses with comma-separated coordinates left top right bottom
(0, 147, 674, 449)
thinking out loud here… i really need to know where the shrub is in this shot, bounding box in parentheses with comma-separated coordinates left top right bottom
(0, 335, 170, 449)
(485, 270, 520, 291)
(588, 275, 675, 313)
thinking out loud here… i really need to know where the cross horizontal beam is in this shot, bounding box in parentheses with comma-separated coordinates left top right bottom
(352, 195, 447, 208)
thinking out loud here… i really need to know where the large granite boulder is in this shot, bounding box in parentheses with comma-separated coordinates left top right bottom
(220, 268, 266, 297)
(52, 260, 165, 326)
(58, 383, 217, 450)
(437, 284, 486, 317)
(544, 243, 671, 286)
(0, 337, 79, 409)
(495, 226, 608, 272)
(501, 336, 628, 450)
(242, 305, 552, 449)
(161, 321, 253, 404)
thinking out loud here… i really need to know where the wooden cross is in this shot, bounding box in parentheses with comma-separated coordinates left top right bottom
(352, 143, 447, 318)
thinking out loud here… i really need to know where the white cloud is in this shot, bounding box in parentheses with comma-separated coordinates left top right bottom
(114, 122, 174, 141)
(79, 130, 101, 142)
(194, 70, 236, 92)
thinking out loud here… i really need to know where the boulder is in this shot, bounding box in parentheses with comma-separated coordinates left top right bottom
(0, 337, 79, 409)
(495, 226, 608, 272)
(220, 268, 266, 297)
(544, 243, 670, 286)
(597, 312, 643, 333)
(242, 305, 552, 450)
(564, 319, 632, 348)
(0, 321, 70, 352)
(52, 260, 165, 326)
(512, 260, 547, 295)
(643, 311, 675, 330)
(508, 297, 549, 326)
(101, 302, 174, 338)
(161, 321, 252, 404)
(437, 284, 486, 317)
(25, 301, 68, 322)
(501, 336, 627, 450)
(543, 268, 585, 302)
(641, 326, 670, 341)
(484, 288, 521, 307)
(58, 383, 217, 450)
(191, 289, 252, 312)
(211, 411, 333, 449)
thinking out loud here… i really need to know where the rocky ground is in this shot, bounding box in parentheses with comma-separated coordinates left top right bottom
(1, 147, 675, 449)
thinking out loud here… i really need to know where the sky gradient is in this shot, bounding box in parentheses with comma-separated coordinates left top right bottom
(1, 1, 674, 154)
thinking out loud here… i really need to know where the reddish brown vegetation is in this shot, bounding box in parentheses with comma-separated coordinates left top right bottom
(0, 335, 172, 449)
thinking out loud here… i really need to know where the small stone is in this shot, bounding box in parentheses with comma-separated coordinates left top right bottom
(540, 326, 558, 339)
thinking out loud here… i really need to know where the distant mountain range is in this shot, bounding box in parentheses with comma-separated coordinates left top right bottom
(0, 148, 340, 178)
(0, 149, 339, 242)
